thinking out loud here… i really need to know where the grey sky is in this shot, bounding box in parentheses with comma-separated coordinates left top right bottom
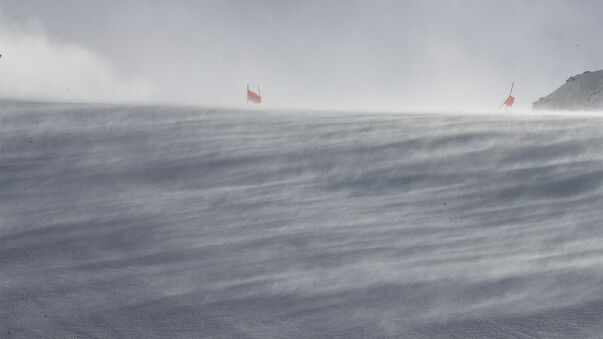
(0, 0, 602, 110)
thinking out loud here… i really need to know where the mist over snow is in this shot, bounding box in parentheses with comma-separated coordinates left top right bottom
(0, 13, 156, 104)
(0, 0, 602, 110)
(2, 104, 603, 337)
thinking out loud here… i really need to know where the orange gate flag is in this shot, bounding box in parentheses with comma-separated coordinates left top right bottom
(247, 84, 262, 104)
(499, 82, 515, 108)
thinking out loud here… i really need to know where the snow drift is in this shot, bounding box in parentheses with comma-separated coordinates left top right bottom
(1, 102, 603, 337)
(533, 70, 603, 110)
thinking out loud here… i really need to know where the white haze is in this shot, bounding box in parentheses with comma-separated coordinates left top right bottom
(0, 0, 602, 110)
(0, 16, 156, 103)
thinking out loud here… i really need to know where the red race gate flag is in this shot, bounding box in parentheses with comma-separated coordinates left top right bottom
(498, 82, 515, 109)
(247, 84, 262, 104)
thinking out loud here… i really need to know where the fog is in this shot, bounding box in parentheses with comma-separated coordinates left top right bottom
(1, 0, 602, 110)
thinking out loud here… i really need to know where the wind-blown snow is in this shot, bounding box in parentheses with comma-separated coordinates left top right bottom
(1, 102, 603, 337)
(533, 70, 603, 110)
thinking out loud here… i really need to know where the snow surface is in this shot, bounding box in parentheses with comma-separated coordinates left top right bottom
(1, 102, 603, 338)
(533, 70, 603, 110)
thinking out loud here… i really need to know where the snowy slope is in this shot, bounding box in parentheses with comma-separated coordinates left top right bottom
(533, 70, 603, 110)
(1, 102, 603, 338)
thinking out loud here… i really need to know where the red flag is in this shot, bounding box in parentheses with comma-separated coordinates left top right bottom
(503, 95, 515, 107)
(499, 82, 515, 108)
(247, 84, 262, 104)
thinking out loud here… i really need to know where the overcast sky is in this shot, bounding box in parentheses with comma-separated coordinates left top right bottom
(0, 0, 602, 110)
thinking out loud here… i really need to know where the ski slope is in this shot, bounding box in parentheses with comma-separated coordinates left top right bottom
(1, 102, 603, 337)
